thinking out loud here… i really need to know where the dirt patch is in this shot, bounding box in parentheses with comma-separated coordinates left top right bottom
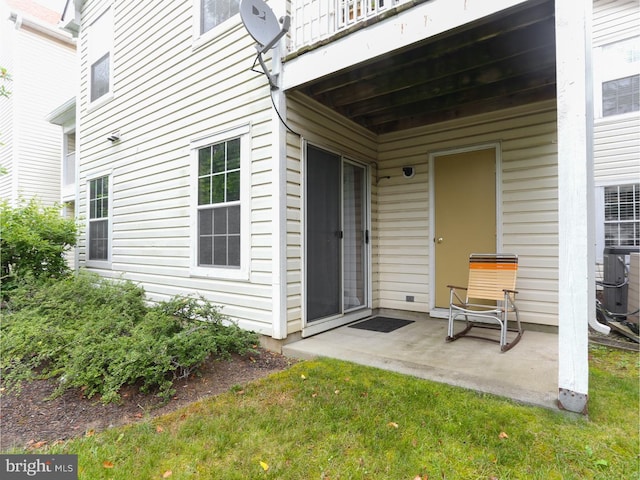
(0, 348, 294, 451)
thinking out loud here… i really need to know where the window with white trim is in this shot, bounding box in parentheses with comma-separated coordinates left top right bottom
(200, 0, 240, 35)
(191, 126, 249, 279)
(88, 176, 110, 261)
(604, 183, 640, 247)
(89, 7, 113, 103)
(594, 36, 640, 118)
(197, 138, 241, 267)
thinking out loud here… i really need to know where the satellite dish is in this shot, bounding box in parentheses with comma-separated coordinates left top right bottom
(240, 0, 281, 49)
(239, 0, 291, 89)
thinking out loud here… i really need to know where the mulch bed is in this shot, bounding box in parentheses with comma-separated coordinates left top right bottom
(0, 348, 294, 451)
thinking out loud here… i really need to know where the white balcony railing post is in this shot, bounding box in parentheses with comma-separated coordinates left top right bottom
(291, 0, 406, 52)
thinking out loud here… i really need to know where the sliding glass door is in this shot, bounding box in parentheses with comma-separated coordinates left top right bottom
(306, 145, 369, 325)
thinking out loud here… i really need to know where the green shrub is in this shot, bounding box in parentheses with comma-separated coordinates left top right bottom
(0, 198, 79, 293)
(0, 272, 259, 403)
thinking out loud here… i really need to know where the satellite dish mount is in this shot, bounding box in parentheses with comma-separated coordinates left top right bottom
(240, 0, 290, 89)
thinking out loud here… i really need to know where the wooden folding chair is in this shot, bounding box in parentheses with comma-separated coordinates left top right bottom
(446, 253, 523, 352)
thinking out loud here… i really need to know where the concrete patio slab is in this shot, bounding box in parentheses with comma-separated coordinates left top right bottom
(283, 316, 559, 410)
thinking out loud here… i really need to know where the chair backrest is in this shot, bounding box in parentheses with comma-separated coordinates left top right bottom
(466, 254, 518, 301)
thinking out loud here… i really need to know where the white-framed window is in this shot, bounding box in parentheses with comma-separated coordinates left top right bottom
(191, 125, 250, 280)
(594, 36, 640, 119)
(88, 6, 113, 104)
(604, 183, 640, 247)
(87, 174, 111, 265)
(194, 0, 240, 36)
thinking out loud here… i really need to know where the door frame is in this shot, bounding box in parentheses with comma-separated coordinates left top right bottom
(302, 141, 373, 337)
(428, 142, 503, 318)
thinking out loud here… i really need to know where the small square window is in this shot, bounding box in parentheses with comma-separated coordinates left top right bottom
(91, 53, 110, 101)
(201, 0, 240, 35)
(602, 75, 640, 117)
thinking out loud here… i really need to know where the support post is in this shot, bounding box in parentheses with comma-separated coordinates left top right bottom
(555, 0, 595, 414)
(270, 0, 288, 340)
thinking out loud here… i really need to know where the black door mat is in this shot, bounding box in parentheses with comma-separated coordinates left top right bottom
(349, 317, 414, 333)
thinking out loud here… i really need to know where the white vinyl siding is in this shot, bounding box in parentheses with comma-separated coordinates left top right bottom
(592, 0, 640, 46)
(77, 0, 274, 335)
(0, 11, 76, 206)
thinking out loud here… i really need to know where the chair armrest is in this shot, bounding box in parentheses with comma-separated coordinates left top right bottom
(447, 285, 467, 290)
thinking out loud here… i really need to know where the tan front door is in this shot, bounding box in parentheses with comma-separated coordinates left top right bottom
(434, 148, 497, 308)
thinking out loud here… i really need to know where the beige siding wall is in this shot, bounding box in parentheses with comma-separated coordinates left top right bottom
(77, 1, 277, 335)
(287, 92, 559, 328)
(377, 101, 559, 326)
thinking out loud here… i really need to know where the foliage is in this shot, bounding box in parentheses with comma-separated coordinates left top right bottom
(0, 272, 259, 403)
(22, 348, 639, 479)
(0, 66, 10, 98)
(0, 198, 79, 293)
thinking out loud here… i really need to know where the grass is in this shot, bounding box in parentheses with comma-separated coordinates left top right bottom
(10, 345, 639, 479)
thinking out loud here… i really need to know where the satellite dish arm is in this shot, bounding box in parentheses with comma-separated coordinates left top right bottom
(259, 15, 290, 54)
(255, 15, 290, 89)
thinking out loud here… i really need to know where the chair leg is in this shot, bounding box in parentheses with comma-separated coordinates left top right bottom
(500, 306, 523, 352)
(446, 312, 473, 342)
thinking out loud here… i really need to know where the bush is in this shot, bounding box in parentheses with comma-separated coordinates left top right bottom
(0, 198, 78, 293)
(0, 272, 259, 403)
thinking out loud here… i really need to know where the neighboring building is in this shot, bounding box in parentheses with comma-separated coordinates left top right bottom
(592, 0, 639, 260)
(62, 0, 637, 413)
(0, 0, 76, 207)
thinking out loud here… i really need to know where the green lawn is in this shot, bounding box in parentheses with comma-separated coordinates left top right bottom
(18, 345, 640, 479)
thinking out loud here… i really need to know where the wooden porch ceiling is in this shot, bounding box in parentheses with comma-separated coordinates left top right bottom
(294, 0, 557, 135)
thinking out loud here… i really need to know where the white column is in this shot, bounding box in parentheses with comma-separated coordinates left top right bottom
(270, 0, 289, 340)
(555, 0, 595, 414)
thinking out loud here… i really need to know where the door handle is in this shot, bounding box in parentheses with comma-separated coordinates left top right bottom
(436, 237, 444, 244)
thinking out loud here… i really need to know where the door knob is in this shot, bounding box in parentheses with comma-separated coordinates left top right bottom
(437, 237, 444, 244)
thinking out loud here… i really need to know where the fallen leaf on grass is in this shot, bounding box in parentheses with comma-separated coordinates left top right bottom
(387, 422, 399, 429)
(27, 440, 47, 450)
(102, 461, 114, 469)
(162, 470, 173, 478)
(301, 374, 307, 380)
(156, 425, 164, 433)
(498, 431, 509, 439)
(259, 461, 269, 471)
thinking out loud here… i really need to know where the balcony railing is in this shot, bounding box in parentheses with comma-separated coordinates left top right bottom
(290, 0, 411, 52)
